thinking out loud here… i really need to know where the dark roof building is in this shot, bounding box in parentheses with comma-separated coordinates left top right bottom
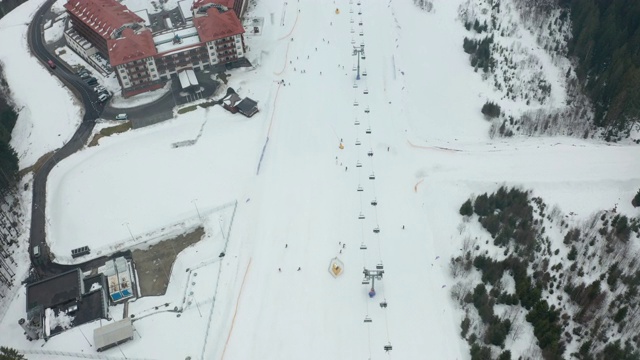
(25, 269, 109, 339)
(26, 269, 83, 311)
(236, 97, 258, 117)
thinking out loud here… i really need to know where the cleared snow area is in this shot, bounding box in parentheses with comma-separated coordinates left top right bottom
(43, 18, 65, 44)
(0, 0, 82, 169)
(1, 0, 639, 359)
(123, 0, 190, 14)
(50, 0, 67, 14)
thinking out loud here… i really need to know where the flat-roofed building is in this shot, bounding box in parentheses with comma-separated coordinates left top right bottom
(94, 318, 134, 352)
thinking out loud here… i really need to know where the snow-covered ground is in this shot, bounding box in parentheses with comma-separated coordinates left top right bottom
(123, 0, 185, 14)
(0, 0, 82, 169)
(109, 81, 172, 108)
(43, 17, 65, 44)
(1, 0, 639, 359)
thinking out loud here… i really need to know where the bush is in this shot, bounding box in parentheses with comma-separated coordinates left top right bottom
(484, 317, 511, 346)
(526, 300, 564, 359)
(461, 316, 471, 338)
(632, 189, 640, 207)
(460, 199, 473, 216)
(470, 343, 492, 360)
(481, 101, 501, 118)
(498, 350, 512, 360)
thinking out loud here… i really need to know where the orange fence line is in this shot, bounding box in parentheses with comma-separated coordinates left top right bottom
(220, 258, 253, 360)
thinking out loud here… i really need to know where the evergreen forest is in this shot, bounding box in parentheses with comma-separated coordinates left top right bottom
(562, 0, 640, 133)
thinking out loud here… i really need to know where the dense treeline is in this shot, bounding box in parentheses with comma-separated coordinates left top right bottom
(0, 64, 20, 192)
(561, 0, 640, 133)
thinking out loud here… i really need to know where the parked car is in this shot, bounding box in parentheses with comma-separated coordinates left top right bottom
(98, 93, 110, 102)
(115, 113, 128, 121)
(94, 85, 106, 93)
(85, 77, 98, 86)
(47, 60, 56, 69)
(33, 245, 40, 257)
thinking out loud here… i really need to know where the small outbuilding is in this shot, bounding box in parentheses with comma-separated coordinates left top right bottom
(94, 318, 134, 352)
(236, 97, 259, 117)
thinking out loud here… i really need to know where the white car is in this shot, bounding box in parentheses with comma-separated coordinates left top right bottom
(94, 85, 106, 93)
(115, 113, 128, 120)
(98, 93, 110, 102)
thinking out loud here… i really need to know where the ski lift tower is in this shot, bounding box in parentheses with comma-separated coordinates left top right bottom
(353, 44, 365, 80)
(362, 264, 384, 298)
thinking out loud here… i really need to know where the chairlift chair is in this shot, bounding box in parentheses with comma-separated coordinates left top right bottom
(353, 83, 358, 88)
(353, 100, 359, 106)
(360, 243, 367, 250)
(373, 227, 380, 233)
(365, 107, 370, 113)
(364, 316, 372, 323)
(371, 199, 378, 206)
(351, 38, 356, 44)
(362, 279, 370, 285)
(379, 301, 388, 308)
(357, 185, 364, 192)
(350, 8, 353, 13)
(364, 89, 369, 94)
(384, 344, 393, 352)
(356, 161, 362, 167)
(363, 69, 368, 76)
(366, 127, 371, 134)
(351, 18, 354, 23)
(376, 263, 384, 270)
(354, 119, 360, 125)
(358, 213, 365, 219)
(351, 28, 355, 33)
(359, 21, 363, 25)
(359, 31, 364, 36)
(369, 173, 375, 180)
(355, 139, 361, 145)
(367, 150, 373, 157)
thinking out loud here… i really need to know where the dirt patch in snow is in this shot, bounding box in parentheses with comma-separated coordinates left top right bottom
(132, 226, 205, 296)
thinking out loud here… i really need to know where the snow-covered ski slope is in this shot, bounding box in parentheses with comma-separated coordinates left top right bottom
(2, 0, 640, 359)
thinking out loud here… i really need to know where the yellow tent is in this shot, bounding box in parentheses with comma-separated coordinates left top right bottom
(328, 257, 344, 278)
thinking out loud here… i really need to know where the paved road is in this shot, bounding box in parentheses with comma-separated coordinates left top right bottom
(101, 91, 176, 128)
(27, 0, 107, 277)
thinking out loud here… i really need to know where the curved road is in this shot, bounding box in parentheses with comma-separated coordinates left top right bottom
(27, 0, 105, 276)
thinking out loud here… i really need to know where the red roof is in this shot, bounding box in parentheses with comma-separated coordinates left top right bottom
(107, 28, 157, 67)
(193, 6, 244, 43)
(65, 0, 144, 40)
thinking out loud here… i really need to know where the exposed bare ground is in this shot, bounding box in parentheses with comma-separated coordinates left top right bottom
(132, 227, 205, 297)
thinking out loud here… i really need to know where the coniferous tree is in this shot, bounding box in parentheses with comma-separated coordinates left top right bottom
(632, 189, 640, 207)
(0, 347, 26, 360)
